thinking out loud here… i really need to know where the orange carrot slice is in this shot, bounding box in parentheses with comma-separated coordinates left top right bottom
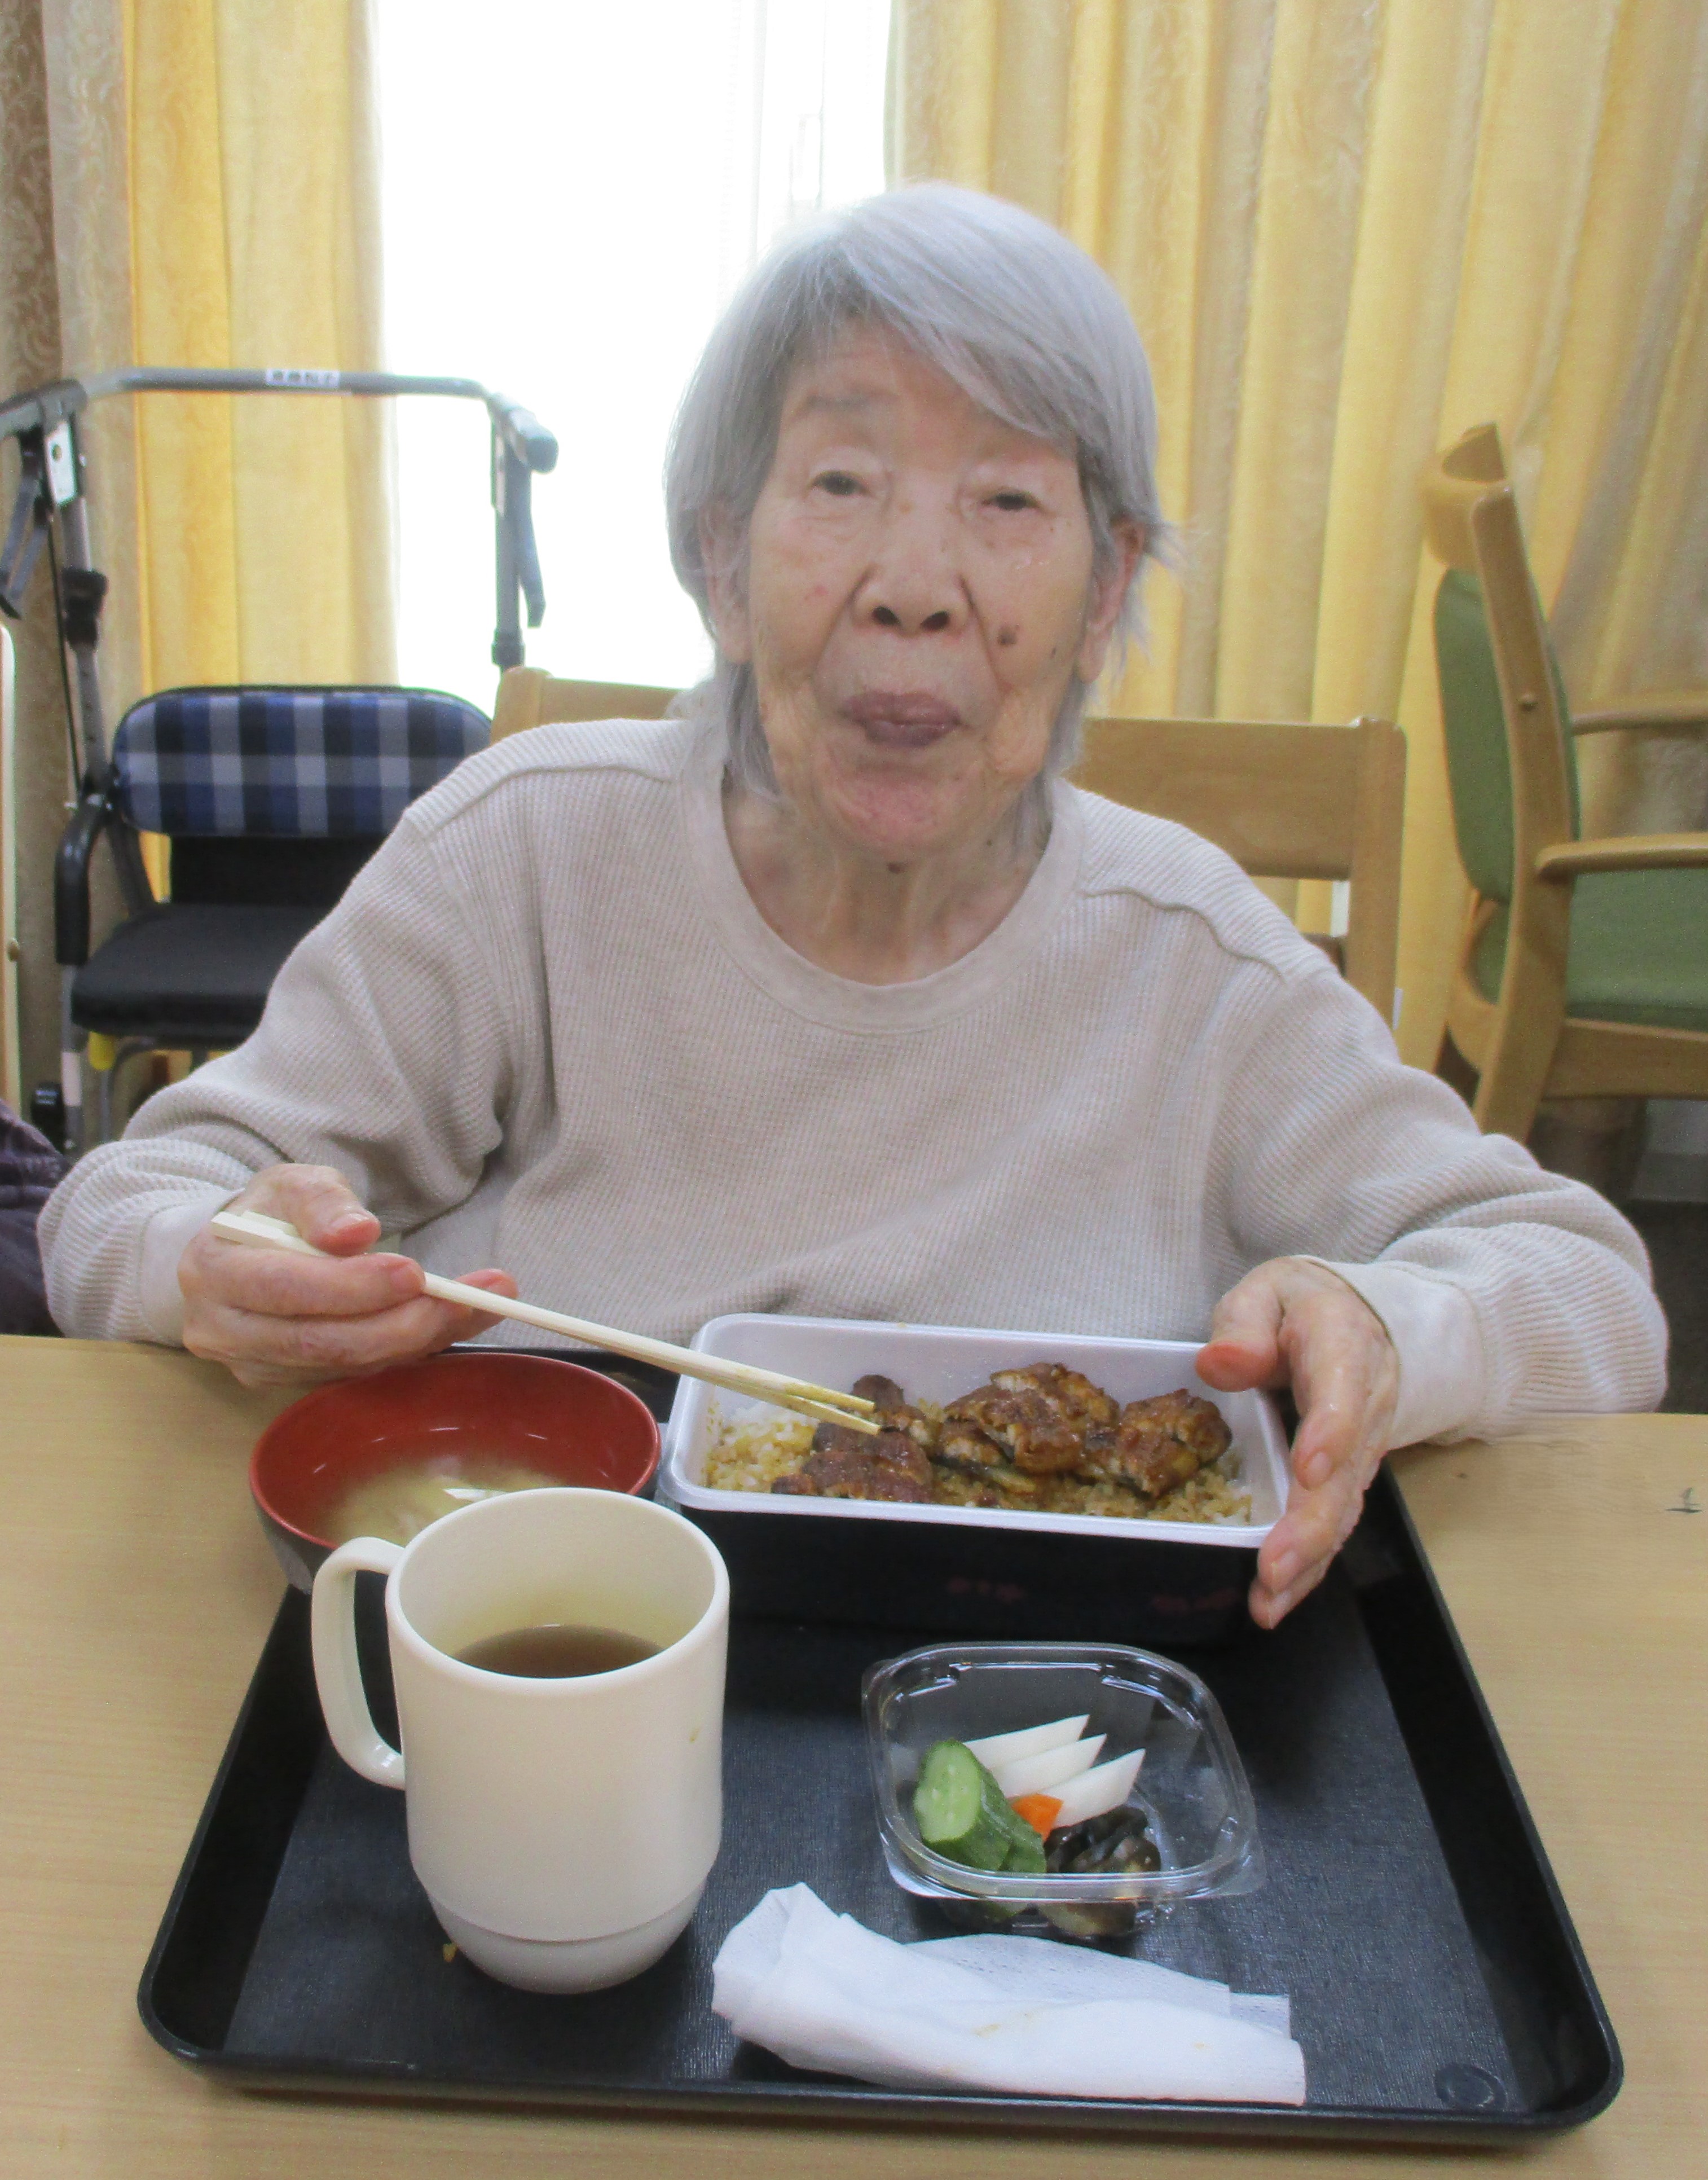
(1008, 1792, 1063, 1837)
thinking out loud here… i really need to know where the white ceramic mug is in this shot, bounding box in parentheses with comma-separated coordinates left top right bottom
(311, 1487, 728, 1993)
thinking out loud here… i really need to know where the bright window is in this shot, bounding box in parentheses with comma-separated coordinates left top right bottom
(376, 0, 891, 712)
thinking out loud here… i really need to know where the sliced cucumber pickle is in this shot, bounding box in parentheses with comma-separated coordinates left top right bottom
(1000, 1826, 1047, 1876)
(914, 1739, 1047, 1876)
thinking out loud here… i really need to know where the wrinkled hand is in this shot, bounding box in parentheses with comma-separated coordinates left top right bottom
(1196, 1258, 1398, 1629)
(179, 1163, 518, 1389)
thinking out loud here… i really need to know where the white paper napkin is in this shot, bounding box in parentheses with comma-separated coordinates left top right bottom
(712, 1885, 1306, 2105)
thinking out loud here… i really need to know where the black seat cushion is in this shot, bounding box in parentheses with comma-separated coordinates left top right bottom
(71, 903, 325, 1045)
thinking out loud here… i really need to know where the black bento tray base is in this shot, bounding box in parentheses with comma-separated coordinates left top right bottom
(140, 1461, 1620, 2143)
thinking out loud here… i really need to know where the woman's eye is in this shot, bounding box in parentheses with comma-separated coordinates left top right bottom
(988, 490, 1037, 513)
(813, 471, 864, 498)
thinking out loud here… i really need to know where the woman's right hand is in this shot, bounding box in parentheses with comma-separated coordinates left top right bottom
(178, 1164, 517, 1388)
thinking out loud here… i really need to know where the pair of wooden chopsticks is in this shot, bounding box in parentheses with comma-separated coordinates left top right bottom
(209, 1208, 878, 1435)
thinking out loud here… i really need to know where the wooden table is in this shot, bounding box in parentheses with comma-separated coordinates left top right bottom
(1, 1336, 1701, 2177)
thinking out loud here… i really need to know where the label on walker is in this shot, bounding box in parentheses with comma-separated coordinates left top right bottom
(44, 421, 78, 505)
(265, 367, 341, 390)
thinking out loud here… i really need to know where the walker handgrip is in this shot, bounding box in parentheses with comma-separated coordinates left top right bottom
(490, 396, 558, 473)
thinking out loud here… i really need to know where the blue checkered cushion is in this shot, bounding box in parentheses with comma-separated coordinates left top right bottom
(111, 687, 490, 837)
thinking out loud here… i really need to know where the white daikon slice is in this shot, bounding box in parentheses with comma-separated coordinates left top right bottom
(962, 1713, 1089, 1770)
(1047, 1747, 1146, 1830)
(992, 1733, 1107, 1801)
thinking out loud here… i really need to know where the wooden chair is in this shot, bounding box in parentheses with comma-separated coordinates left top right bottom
(492, 667, 676, 739)
(1423, 423, 1708, 1140)
(1070, 715, 1407, 1024)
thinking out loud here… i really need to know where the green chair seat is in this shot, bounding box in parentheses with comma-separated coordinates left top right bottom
(1473, 867, 1708, 1032)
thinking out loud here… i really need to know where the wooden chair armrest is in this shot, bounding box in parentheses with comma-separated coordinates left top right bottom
(1535, 832, 1708, 880)
(1571, 689, 1708, 735)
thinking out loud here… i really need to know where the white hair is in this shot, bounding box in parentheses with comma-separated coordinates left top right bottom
(664, 183, 1167, 826)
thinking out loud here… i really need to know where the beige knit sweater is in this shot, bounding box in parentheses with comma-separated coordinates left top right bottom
(41, 718, 1666, 1445)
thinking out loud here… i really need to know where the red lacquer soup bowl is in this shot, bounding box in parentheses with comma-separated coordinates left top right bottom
(250, 1351, 662, 1591)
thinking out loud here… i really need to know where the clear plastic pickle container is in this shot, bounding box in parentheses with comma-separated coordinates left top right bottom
(862, 1642, 1263, 1940)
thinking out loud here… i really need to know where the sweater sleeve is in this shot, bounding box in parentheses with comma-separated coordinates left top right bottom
(1207, 961, 1666, 1444)
(39, 803, 513, 1343)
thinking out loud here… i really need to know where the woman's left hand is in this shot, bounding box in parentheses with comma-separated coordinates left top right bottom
(1196, 1258, 1399, 1629)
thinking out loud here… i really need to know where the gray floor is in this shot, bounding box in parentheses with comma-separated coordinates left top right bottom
(1625, 1201, 1708, 1414)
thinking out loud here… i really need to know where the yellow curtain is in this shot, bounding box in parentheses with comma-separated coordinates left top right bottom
(124, 0, 395, 698)
(6, 0, 391, 1080)
(891, 0, 1708, 1067)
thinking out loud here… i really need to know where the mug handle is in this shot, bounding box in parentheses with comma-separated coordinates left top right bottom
(311, 1536, 406, 1788)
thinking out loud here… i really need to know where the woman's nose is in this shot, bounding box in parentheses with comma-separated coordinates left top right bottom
(870, 599, 954, 632)
(855, 498, 965, 635)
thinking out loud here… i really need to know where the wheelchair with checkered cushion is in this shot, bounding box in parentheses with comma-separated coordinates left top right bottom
(2, 364, 556, 1149)
(56, 685, 488, 1140)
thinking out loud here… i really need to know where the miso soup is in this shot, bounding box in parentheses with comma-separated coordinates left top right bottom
(327, 1456, 562, 1546)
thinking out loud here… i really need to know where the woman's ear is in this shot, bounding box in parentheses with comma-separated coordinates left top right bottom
(699, 504, 753, 664)
(1075, 521, 1146, 684)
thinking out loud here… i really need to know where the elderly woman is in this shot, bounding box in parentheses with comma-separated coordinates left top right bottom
(42, 186, 1662, 1628)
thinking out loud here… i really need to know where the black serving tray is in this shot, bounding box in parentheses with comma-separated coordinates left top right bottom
(140, 1461, 1621, 2143)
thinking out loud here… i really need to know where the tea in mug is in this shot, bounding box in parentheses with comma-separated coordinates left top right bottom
(456, 1623, 660, 1679)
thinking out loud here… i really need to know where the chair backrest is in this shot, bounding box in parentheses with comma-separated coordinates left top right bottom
(1070, 714, 1407, 1022)
(112, 687, 490, 836)
(492, 667, 676, 739)
(1420, 425, 1579, 907)
(110, 687, 491, 909)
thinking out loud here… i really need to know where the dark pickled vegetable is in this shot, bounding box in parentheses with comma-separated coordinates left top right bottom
(1041, 1898, 1142, 1940)
(1046, 1805, 1163, 1877)
(1040, 1808, 1163, 1939)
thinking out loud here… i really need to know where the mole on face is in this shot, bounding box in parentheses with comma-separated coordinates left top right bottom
(996, 625, 1020, 647)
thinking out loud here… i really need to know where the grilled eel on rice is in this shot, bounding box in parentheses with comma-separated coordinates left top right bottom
(770, 1363, 1232, 1508)
(769, 1374, 936, 1503)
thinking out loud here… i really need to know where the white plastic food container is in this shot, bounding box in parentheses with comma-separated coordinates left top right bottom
(661, 1315, 1289, 1645)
